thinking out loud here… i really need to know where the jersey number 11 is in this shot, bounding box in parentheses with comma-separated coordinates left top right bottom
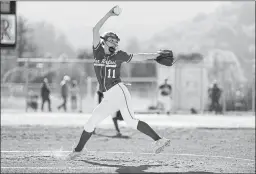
(107, 69, 116, 78)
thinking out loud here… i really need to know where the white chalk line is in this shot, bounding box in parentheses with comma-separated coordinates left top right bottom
(1, 166, 113, 170)
(1, 150, 254, 162)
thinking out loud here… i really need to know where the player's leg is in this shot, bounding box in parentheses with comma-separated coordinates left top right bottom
(74, 96, 77, 110)
(112, 113, 121, 136)
(72, 95, 119, 153)
(41, 98, 45, 111)
(32, 101, 37, 111)
(47, 98, 52, 112)
(115, 111, 123, 135)
(63, 97, 67, 112)
(161, 96, 166, 113)
(119, 104, 161, 141)
(58, 97, 63, 110)
(169, 97, 173, 114)
(158, 95, 165, 112)
(214, 99, 219, 114)
(117, 83, 161, 140)
(72, 96, 77, 111)
(58, 96, 66, 110)
(217, 99, 222, 114)
(98, 92, 103, 103)
(93, 91, 104, 134)
(118, 83, 170, 153)
(164, 96, 171, 115)
(71, 96, 74, 111)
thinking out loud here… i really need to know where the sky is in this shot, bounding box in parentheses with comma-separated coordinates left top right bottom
(17, 1, 228, 50)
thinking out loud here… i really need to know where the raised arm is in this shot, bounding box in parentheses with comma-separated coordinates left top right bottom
(93, 6, 119, 47)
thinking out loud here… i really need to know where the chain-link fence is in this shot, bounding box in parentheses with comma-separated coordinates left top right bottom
(1, 56, 255, 114)
(1, 58, 159, 113)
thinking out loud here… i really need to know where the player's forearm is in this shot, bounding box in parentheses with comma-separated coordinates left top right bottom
(131, 53, 158, 62)
(93, 13, 112, 31)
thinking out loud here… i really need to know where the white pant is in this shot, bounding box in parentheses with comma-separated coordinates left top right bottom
(158, 95, 172, 112)
(84, 83, 139, 132)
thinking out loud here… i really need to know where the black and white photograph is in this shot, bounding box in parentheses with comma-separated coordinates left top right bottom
(1, 1, 255, 173)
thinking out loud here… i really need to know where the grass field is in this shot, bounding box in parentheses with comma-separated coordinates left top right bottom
(1, 112, 255, 173)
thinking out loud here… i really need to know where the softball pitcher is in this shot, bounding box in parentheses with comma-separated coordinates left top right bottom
(67, 6, 172, 160)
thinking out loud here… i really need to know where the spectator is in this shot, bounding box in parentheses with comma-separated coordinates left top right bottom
(235, 88, 245, 111)
(57, 75, 70, 112)
(209, 81, 222, 114)
(70, 80, 79, 112)
(158, 78, 172, 115)
(26, 90, 38, 112)
(40, 78, 52, 112)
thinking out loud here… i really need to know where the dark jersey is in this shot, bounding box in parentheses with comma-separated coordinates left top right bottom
(159, 84, 172, 96)
(41, 83, 50, 99)
(93, 43, 133, 92)
(211, 86, 221, 101)
(61, 81, 68, 97)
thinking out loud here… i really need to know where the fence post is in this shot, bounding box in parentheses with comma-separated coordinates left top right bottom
(155, 64, 159, 107)
(24, 60, 29, 112)
(200, 63, 204, 114)
(79, 72, 84, 113)
(173, 64, 177, 113)
(87, 76, 92, 99)
(221, 68, 227, 114)
(252, 76, 255, 112)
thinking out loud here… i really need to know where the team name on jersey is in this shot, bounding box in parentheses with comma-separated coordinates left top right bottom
(94, 59, 117, 68)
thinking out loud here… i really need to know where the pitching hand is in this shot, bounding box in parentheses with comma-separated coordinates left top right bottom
(108, 6, 120, 16)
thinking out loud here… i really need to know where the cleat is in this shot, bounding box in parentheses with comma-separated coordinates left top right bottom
(116, 132, 122, 137)
(152, 137, 171, 154)
(65, 149, 82, 160)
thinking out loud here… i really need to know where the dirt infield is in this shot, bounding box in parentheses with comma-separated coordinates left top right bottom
(1, 124, 255, 173)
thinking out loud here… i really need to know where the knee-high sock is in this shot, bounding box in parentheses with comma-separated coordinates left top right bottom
(137, 120, 161, 141)
(112, 118, 120, 133)
(74, 130, 92, 152)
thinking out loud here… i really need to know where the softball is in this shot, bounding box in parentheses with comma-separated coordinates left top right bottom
(113, 6, 121, 15)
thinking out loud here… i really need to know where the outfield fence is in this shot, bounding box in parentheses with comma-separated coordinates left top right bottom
(1, 56, 255, 114)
